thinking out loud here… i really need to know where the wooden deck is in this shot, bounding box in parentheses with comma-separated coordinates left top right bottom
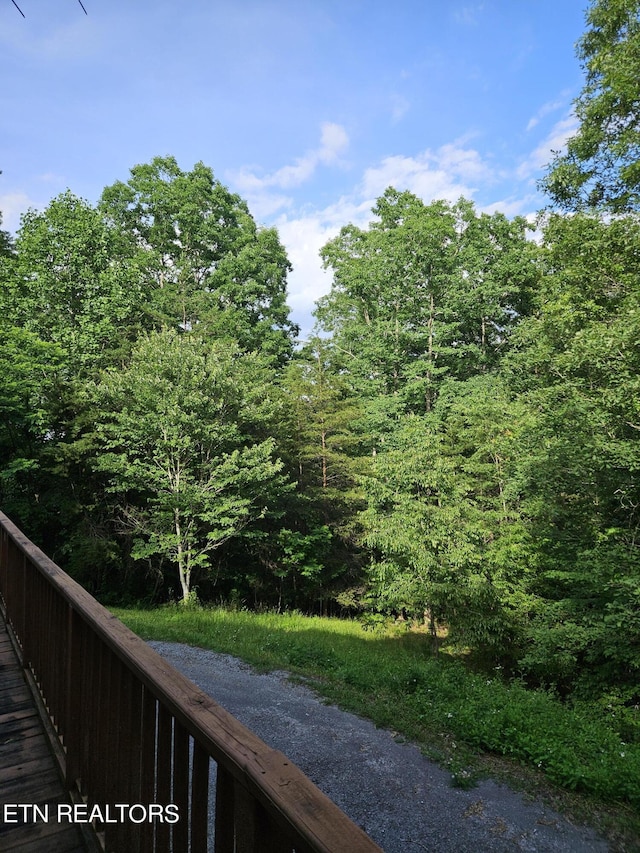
(0, 614, 88, 852)
(0, 510, 382, 853)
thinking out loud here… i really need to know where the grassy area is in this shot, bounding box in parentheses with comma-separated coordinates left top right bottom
(113, 605, 639, 842)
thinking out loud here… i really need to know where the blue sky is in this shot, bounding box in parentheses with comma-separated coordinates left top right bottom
(1, 1, 588, 337)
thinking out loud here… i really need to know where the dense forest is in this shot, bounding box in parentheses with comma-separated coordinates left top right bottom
(1, 0, 638, 714)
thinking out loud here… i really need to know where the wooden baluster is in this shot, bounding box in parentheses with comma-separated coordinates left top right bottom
(111, 663, 135, 852)
(156, 704, 173, 852)
(139, 687, 157, 853)
(172, 719, 190, 852)
(190, 741, 209, 853)
(65, 607, 83, 789)
(127, 673, 144, 853)
(233, 780, 263, 852)
(233, 782, 294, 853)
(102, 653, 122, 853)
(214, 764, 235, 853)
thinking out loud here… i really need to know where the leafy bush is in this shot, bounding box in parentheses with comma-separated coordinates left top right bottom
(408, 663, 640, 805)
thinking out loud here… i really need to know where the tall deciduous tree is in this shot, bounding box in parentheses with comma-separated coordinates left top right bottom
(542, 0, 640, 211)
(318, 191, 537, 418)
(509, 212, 640, 692)
(99, 156, 298, 361)
(93, 329, 291, 603)
(6, 191, 144, 373)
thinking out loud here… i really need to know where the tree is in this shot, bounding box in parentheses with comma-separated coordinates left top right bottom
(6, 191, 145, 373)
(318, 191, 537, 417)
(93, 329, 292, 602)
(314, 190, 539, 633)
(0, 207, 13, 258)
(0, 322, 68, 531)
(283, 337, 362, 493)
(360, 376, 531, 657)
(260, 338, 366, 611)
(0, 192, 154, 568)
(318, 191, 457, 412)
(99, 156, 298, 361)
(508, 212, 640, 692)
(0, 160, 303, 598)
(542, 0, 640, 211)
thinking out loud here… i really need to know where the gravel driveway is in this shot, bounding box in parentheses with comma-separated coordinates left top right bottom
(149, 641, 610, 853)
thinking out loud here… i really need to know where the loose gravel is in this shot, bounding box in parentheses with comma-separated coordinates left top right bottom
(149, 641, 610, 852)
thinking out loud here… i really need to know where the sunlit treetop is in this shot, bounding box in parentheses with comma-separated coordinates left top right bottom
(542, 0, 640, 212)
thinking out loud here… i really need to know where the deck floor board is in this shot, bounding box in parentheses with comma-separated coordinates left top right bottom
(0, 614, 88, 852)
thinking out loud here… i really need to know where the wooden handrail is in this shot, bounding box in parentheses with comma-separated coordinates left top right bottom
(0, 511, 382, 853)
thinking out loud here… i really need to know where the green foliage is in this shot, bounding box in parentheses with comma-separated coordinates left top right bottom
(542, 0, 640, 211)
(274, 526, 332, 581)
(0, 324, 65, 455)
(0, 161, 301, 593)
(92, 329, 292, 601)
(0, 208, 13, 259)
(115, 605, 640, 812)
(282, 337, 363, 492)
(318, 192, 537, 412)
(7, 191, 144, 372)
(411, 670, 640, 805)
(360, 376, 533, 658)
(508, 212, 640, 693)
(1, 132, 638, 735)
(99, 155, 297, 361)
(0, 320, 73, 540)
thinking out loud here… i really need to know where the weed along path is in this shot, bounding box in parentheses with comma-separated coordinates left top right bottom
(149, 641, 610, 853)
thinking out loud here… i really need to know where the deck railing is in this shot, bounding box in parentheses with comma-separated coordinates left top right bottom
(0, 511, 382, 853)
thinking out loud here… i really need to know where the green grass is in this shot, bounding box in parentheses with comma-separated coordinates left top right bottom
(113, 605, 640, 837)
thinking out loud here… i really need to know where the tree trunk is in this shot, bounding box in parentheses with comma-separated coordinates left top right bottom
(174, 509, 191, 603)
(426, 292, 435, 412)
(321, 427, 328, 489)
(426, 607, 439, 657)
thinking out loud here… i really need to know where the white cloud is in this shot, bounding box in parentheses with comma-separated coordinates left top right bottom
(0, 191, 42, 233)
(231, 122, 349, 193)
(228, 122, 350, 228)
(517, 113, 578, 180)
(276, 195, 372, 338)
(525, 90, 572, 131)
(277, 214, 337, 336)
(317, 123, 349, 165)
(243, 192, 293, 220)
(437, 143, 495, 182)
(480, 195, 539, 220)
(361, 142, 494, 203)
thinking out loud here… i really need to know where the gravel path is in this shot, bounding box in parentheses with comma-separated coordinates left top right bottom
(149, 641, 610, 852)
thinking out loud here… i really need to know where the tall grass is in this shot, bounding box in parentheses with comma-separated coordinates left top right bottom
(113, 605, 640, 814)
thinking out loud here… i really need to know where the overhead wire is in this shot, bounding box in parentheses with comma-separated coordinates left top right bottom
(9, 1, 88, 16)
